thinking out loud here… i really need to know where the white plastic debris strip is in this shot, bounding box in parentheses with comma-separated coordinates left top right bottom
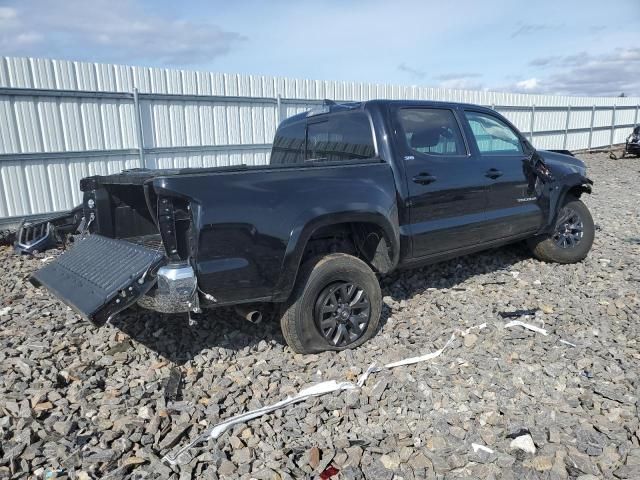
(162, 324, 483, 466)
(504, 320, 548, 336)
(385, 323, 487, 369)
(504, 319, 578, 347)
(471, 443, 494, 454)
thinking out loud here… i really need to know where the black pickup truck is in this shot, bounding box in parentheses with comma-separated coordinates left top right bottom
(31, 100, 594, 353)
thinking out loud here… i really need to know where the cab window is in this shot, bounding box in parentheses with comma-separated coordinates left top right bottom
(270, 121, 305, 165)
(397, 108, 466, 156)
(465, 111, 523, 154)
(306, 112, 375, 162)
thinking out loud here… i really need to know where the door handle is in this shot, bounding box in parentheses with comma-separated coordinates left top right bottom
(485, 168, 503, 179)
(413, 173, 437, 185)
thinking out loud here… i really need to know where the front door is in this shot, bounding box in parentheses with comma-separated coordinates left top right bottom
(394, 106, 489, 258)
(462, 110, 544, 240)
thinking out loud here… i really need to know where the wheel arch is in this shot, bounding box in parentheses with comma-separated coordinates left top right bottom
(544, 173, 593, 231)
(272, 209, 400, 302)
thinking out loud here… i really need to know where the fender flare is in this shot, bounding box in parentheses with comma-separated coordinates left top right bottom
(541, 173, 593, 232)
(272, 208, 400, 302)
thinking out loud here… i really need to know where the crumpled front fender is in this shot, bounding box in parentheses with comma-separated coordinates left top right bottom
(539, 173, 593, 233)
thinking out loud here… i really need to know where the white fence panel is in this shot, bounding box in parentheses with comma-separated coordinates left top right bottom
(0, 56, 639, 223)
(569, 109, 591, 130)
(566, 131, 590, 151)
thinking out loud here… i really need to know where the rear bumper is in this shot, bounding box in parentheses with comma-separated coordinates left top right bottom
(137, 263, 199, 313)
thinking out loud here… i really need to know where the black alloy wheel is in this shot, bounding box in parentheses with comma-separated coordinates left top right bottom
(527, 196, 594, 264)
(279, 253, 382, 353)
(552, 206, 584, 249)
(314, 281, 371, 347)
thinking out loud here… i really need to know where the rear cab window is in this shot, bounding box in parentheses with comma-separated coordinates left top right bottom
(306, 112, 376, 162)
(270, 111, 376, 165)
(396, 108, 467, 156)
(270, 121, 306, 165)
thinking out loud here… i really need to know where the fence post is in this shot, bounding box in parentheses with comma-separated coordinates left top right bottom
(563, 105, 571, 150)
(609, 105, 616, 148)
(529, 105, 535, 143)
(588, 105, 595, 150)
(276, 93, 282, 126)
(635, 104, 639, 126)
(133, 88, 146, 169)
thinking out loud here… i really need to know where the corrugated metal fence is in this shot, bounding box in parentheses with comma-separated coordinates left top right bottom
(1, 56, 639, 224)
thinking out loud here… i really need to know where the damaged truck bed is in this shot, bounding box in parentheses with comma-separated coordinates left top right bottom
(31, 100, 594, 353)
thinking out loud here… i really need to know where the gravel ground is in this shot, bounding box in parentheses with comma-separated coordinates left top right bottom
(1, 151, 639, 480)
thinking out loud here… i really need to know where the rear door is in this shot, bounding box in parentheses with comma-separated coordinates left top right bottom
(462, 110, 544, 239)
(393, 106, 489, 258)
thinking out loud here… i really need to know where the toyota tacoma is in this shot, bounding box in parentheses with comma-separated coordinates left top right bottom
(31, 100, 594, 353)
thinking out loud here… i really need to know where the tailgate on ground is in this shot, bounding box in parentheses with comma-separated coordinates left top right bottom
(31, 235, 164, 325)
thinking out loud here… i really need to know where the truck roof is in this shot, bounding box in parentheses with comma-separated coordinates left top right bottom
(279, 99, 494, 128)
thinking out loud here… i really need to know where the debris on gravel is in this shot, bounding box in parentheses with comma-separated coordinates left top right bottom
(1, 152, 639, 479)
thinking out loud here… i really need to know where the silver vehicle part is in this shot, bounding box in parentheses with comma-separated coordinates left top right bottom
(138, 262, 199, 313)
(234, 305, 263, 324)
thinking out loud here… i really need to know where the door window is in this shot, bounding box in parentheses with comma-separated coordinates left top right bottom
(397, 108, 466, 156)
(465, 111, 523, 154)
(306, 112, 375, 162)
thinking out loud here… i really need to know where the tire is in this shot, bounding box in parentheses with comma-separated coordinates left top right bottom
(280, 253, 382, 354)
(528, 196, 594, 264)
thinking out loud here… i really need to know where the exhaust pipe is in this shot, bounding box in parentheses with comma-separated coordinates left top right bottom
(235, 305, 262, 324)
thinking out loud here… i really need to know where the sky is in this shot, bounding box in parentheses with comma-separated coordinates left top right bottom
(0, 0, 638, 97)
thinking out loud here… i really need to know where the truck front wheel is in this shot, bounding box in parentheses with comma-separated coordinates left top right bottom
(280, 253, 382, 354)
(528, 196, 595, 264)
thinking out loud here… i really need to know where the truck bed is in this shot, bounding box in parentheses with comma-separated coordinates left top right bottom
(64, 158, 400, 309)
(81, 158, 383, 188)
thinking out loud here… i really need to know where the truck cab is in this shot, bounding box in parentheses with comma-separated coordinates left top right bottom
(272, 100, 589, 265)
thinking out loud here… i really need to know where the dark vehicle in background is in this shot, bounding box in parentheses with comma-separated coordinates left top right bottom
(31, 100, 594, 353)
(623, 125, 640, 157)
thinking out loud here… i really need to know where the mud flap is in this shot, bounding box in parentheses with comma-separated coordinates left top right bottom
(30, 235, 165, 325)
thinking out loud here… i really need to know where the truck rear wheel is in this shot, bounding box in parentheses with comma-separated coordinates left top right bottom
(280, 253, 382, 354)
(528, 196, 594, 264)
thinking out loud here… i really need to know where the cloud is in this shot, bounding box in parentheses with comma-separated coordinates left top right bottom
(514, 78, 539, 91)
(511, 23, 553, 38)
(432, 73, 484, 90)
(0, 0, 245, 66)
(434, 72, 482, 81)
(398, 63, 426, 79)
(528, 56, 561, 67)
(0, 6, 17, 20)
(14, 32, 42, 47)
(529, 52, 592, 69)
(510, 48, 640, 96)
